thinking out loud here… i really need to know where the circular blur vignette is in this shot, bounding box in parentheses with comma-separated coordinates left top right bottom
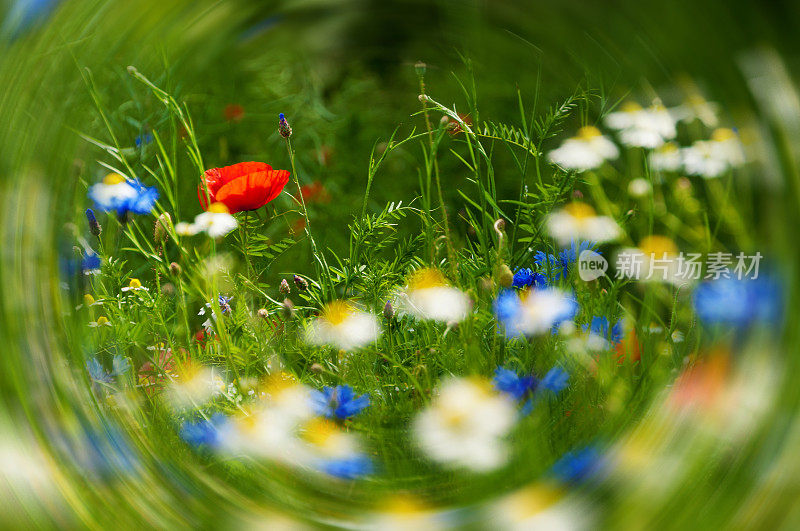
(1, 0, 799, 528)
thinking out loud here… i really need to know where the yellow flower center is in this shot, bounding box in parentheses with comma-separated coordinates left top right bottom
(261, 371, 297, 396)
(505, 484, 565, 519)
(208, 202, 230, 214)
(658, 142, 679, 153)
(711, 128, 736, 142)
(563, 202, 597, 220)
(322, 300, 353, 326)
(302, 418, 338, 448)
(102, 173, 126, 185)
(639, 235, 678, 257)
(382, 496, 427, 516)
(621, 101, 643, 113)
(576, 126, 602, 139)
(83, 294, 95, 305)
(128, 278, 142, 289)
(407, 268, 448, 291)
(96, 316, 109, 325)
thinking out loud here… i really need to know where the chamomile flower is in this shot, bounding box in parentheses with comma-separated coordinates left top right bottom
(648, 142, 683, 172)
(494, 288, 578, 337)
(88, 173, 158, 216)
(413, 376, 517, 471)
(396, 268, 471, 323)
(306, 301, 381, 350)
(121, 278, 148, 292)
(88, 316, 111, 327)
(545, 202, 621, 246)
(605, 101, 677, 148)
(164, 364, 226, 410)
(681, 128, 745, 178)
(75, 293, 103, 310)
(615, 235, 689, 286)
(669, 93, 719, 128)
(489, 483, 592, 531)
(176, 202, 238, 238)
(546, 126, 619, 172)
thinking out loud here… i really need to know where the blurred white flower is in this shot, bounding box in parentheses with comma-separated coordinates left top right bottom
(615, 236, 692, 286)
(545, 202, 621, 246)
(176, 202, 238, 238)
(306, 301, 380, 350)
(496, 288, 578, 337)
(397, 268, 471, 323)
(648, 142, 683, 172)
(669, 94, 719, 128)
(627, 178, 652, 198)
(605, 102, 676, 148)
(489, 484, 592, 531)
(681, 128, 745, 178)
(547, 126, 619, 172)
(413, 377, 516, 471)
(164, 364, 226, 410)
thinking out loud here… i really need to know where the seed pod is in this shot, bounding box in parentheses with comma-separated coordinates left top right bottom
(293, 274, 308, 292)
(279, 278, 291, 295)
(169, 262, 181, 276)
(154, 212, 172, 243)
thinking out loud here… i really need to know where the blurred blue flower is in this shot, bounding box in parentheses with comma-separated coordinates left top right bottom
(180, 414, 228, 449)
(81, 250, 101, 274)
(541, 367, 569, 393)
(310, 385, 370, 420)
(551, 446, 604, 484)
(317, 455, 373, 479)
(493, 289, 522, 323)
(88, 177, 159, 216)
(2, 0, 60, 37)
(693, 276, 783, 328)
(536, 240, 599, 280)
(493, 367, 537, 401)
(583, 316, 623, 344)
(86, 355, 129, 385)
(135, 132, 153, 148)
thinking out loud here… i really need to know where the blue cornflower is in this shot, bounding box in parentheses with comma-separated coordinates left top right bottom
(583, 316, 623, 344)
(310, 385, 370, 420)
(82, 251, 101, 275)
(693, 276, 783, 328)
(180, 414, 228, 449)
(541, 367, 569, 393)
(536, 241, 599, 280)
(512, 268, 547, 289)
(493, 367, 537, 401)
(551, 446, 604, 484)
(86, 355, 130, 384)
(218, 295, 233, 314)
(317, 454, 373, 479)
(88, 174, 159, 216)
(493, 289, 523, 324)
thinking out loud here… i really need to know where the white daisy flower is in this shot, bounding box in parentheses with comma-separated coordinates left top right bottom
(396, 268, 471, 324)
(413, 377, 516, 471)
(545, 202, 621, 246)
(88, 316, 111, 327)
(489, 483, 592, 531)
(121, 278, 148, 292)
(605, 102, 677, 148)
(547, 126, 619, 172)
(681, 128, 745, 178)
(669, 94, 719, 128)
(164, 364, 226, 410)
(306, 301, 381, 351)
(648, 142, 683, 172)
(615, 236, 692, 286)
(176, 202, 238, 238)
(75, 293, 103, 310)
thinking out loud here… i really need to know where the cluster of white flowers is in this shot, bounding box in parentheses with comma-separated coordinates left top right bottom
(605, 102, 677, 148)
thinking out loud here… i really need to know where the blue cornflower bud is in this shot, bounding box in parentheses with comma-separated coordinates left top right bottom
(278, 113, 292, 138)
(85, 208, 102, 236)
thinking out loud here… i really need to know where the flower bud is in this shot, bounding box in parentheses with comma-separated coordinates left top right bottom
(85, 209, 102, 237)
(279, 278, 291, 295)
(310, 363, 323, 374)
(154, 212, 172, 243)
(293, 274, 308, 292)
(383, 300, 394, 320)
(282, 298, 295, 319)
(161, 283, 176, 296)
(278, 113, 292, 138)
(257, 308, 269, 320)
(414, 61, 427, 77)
(169, 262, 181, 276)
(497, 264, 514, 288)
(418, 94, 428, 103)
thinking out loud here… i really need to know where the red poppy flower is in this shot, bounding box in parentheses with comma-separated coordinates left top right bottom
(199, 162, 290, 214)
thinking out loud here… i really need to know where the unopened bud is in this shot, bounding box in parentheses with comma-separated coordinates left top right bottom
(278, 113, 292, 138)
(161, 283, 176, 296)
(418, 94, 428, 103)
(293, 274, 308, 292)
(310, 363, 323, 374)
(383, 300, 394, 320)
(169, 262, 181, 276)
(85, 209, 102, 237)
(414, 61, 427, 77)
(279, 278, 291, 295)
(257, 308, 269, 320)
(154, 212, 172, 243)
(572, 190, 584, 200)
(498, 264, 514, 288)
(282, 298, 295, 319)
(440, 115, 449, 125)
